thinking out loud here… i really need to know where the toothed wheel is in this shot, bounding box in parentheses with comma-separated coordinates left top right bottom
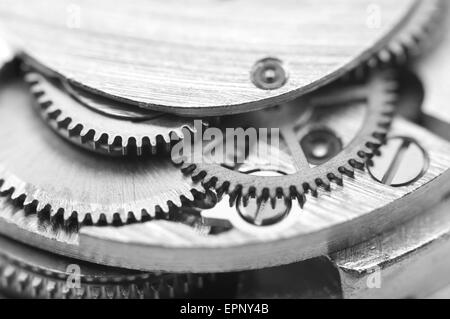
(0, 76, 204, 225)
(0, 0, 429, 117)
(181, 71, 397, 200)
(367, 0, 448, 66)
(24, 71, 205, 156)
(0, 236, 228, 299)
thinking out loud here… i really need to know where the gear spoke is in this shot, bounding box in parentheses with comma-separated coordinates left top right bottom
(280, 125, 310, 171)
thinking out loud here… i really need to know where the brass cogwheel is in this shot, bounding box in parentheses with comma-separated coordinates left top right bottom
(181, 71, 397, 200)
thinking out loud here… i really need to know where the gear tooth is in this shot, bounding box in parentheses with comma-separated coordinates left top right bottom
(134, 284, 146, 299)
(190, 166, 204, 179)
(60, 285, 72, 299)
(79, 126, 91, 138)
(149, 136, 158, 148)
(377, 49, 391, 64)
(3, 265, 16, 282)
(174, 128, 184, 140)
(66, 120, 79, 132)
(63, 209, 75, 221)
(0, 181, 11, 193)
(31, 276, 44, 296)
(328, 171, 343, 186)
(36, 201, 47, 213)
(49, 207, 60, 218)
(171, 196, 182, 208)
(135, 138, 143, 156)
(185, 189, 198, 202)
(75, 287, 86, 299)
(316, 178, 331, 191)
(105, 286, 116, 299)
(29, 84, 43, 97)
(24, 72, 41, 84)
(340, 164, 355, 178)
(107, 134, 115, 146)
(17, 271, 29, 290)
(134, 137, 143, 149)
(160, 202, 170, 214)
(45, 281, 57, 297)
(122, 136, 130, 149)
(349, 158, 365, 171)
(90, 286, 101, 299)
(120, 286, 131, 299)
(22, 196, 35, 207)
(10, 189, 22, 201)
(92, 131, 102, 143)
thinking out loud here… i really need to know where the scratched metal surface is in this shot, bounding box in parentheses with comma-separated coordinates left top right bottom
(0, 79, 204, 223)
(0, 0, 417, 115)
(0, 116, 449, 272)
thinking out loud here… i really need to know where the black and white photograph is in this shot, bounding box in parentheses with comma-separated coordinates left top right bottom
(0, 0, 449, 305)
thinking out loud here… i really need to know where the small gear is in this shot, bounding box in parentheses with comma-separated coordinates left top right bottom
(181, 71, 397, 200)
(0, 76, 204, 225)
(24, 71, 204, 156)
(0, 236, 219, 299)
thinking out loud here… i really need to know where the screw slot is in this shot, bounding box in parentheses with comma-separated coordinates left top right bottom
(251, 58, 288, 90)
(367, 137, 429, 187)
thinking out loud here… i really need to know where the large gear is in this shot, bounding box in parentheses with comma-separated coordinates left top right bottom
(0, 0, 449, 300)
(181, 71, 397, 200)
(0, 0, 423, 116)
(366, 0, 447, 66)
(0, 75, 204, 225)
(0, 235, 222, 299)
(24, 71, 204, 156)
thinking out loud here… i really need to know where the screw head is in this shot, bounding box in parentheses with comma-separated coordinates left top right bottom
(251, 57, 288, 90)
(368, 137, 429, 187)
(237, 195, 290, 227)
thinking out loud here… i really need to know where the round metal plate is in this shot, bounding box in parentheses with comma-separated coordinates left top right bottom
(0, 0, 417, 115)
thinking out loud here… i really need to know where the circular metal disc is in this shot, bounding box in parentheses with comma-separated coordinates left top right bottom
(0, 0, 417, 116)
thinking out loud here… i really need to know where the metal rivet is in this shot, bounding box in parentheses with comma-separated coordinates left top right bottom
(367, 137, 429, 187)
(251, 58, 287, 90)
(300, 129, 343, 166)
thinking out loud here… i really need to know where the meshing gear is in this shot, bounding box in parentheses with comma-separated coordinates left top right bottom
(182, 71, 397, 201)
(0, 76, 204, 225)
(25, 71, 203, 156)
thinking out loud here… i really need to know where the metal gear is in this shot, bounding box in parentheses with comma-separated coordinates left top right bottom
(367, 0, 447, 66)
(0, 75, 204, 225)
(0, 0, 422, 117)
(182, 71, 397, 200)
(0, 236, 222, 299)
(24, 71, 203, 156)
